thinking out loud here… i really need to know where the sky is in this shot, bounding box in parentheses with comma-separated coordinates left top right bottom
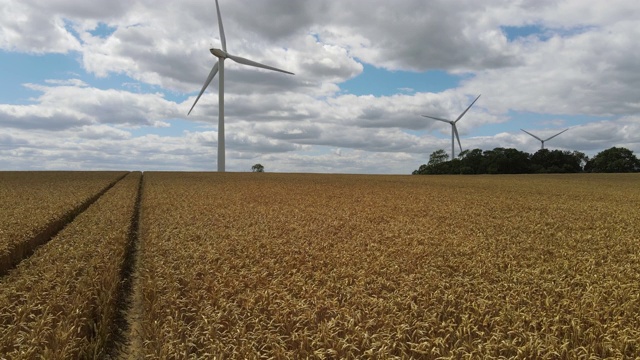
(1, 0, 639, 174)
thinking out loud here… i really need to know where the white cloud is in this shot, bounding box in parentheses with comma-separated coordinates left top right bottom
(0, 1, 81, 53)
(462, 20, 640, 117)
(1, 0, 640, 173)
(1, 81, 178, 130)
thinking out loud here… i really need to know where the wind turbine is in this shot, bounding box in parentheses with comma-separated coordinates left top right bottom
(188, 0, 294, 172)
(422, 94, 481, 160)
(520, 128, 569, 150)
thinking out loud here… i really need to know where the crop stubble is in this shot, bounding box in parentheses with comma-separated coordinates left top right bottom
(129, 172, 640, 358)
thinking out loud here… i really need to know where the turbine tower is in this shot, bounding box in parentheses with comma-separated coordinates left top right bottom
(422, 94, 481, 160)
(520, 128, 569, 150)
(188, 0, 294, 172)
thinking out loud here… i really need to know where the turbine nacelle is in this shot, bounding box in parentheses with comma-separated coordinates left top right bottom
(210, 48, 228, 58)
(421, 94, 481, 159)
(521, 128, 569, 150)
(188, 0, 294, 172)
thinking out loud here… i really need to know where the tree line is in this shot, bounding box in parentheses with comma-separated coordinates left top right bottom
(413, 146, 640, 175)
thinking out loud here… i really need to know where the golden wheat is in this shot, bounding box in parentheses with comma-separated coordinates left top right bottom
(128, 172, 640, 359)
(0, 172, 140, 359)
(0, 171, 128, 274)
(1, 172, 637, 358)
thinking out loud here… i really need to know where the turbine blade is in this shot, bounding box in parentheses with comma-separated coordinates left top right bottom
(188, 61, 219, 115)
(421, 115, 453, 124)
(520, 129, 543, 142)
(453, 125, 463, 152)
(227, 54, 294, 74)
(544, 128, 569, 142)
(455, 94, 481, 123)
(215, 0, 226, 52)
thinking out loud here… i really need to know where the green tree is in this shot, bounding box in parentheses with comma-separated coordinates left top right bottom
(412, 150, 449, 175)
(251, 164, 265, 172)
(458, 149, 485, 174)
(482, 148, 531, 174)
(530, 149, 584, 173)
(428, 149, 449, 166)
(585, 147, 640, 173)
(412, 164, 429, 175)
(572, 151, 589, 171)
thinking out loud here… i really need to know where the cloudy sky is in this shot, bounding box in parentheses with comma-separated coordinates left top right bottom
(1, 0, 639, 174)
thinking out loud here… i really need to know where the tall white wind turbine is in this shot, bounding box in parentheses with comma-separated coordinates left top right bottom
(188, 0, 294, 172)
(422, 94, 481, 160)
(520, 128, 569, 150)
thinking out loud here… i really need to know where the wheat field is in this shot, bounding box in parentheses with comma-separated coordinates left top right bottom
(129, 172, 640, 358)
(1, 172, 639, 359)
(0, 172, 140, 358)
(0, 171, 127, 275)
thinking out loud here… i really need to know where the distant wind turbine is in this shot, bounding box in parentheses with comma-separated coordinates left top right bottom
(520, 128, 569, 150)
(422, 94, 481, 159)
(188, 0, 294, 172)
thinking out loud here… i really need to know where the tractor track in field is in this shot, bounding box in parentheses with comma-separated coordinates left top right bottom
(105, 172, 144, 359)
(0, 172, 129, 277)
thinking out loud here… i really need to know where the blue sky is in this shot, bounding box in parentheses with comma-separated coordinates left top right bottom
(1, 0, 639, 173)
(340, 64, 463, 96)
